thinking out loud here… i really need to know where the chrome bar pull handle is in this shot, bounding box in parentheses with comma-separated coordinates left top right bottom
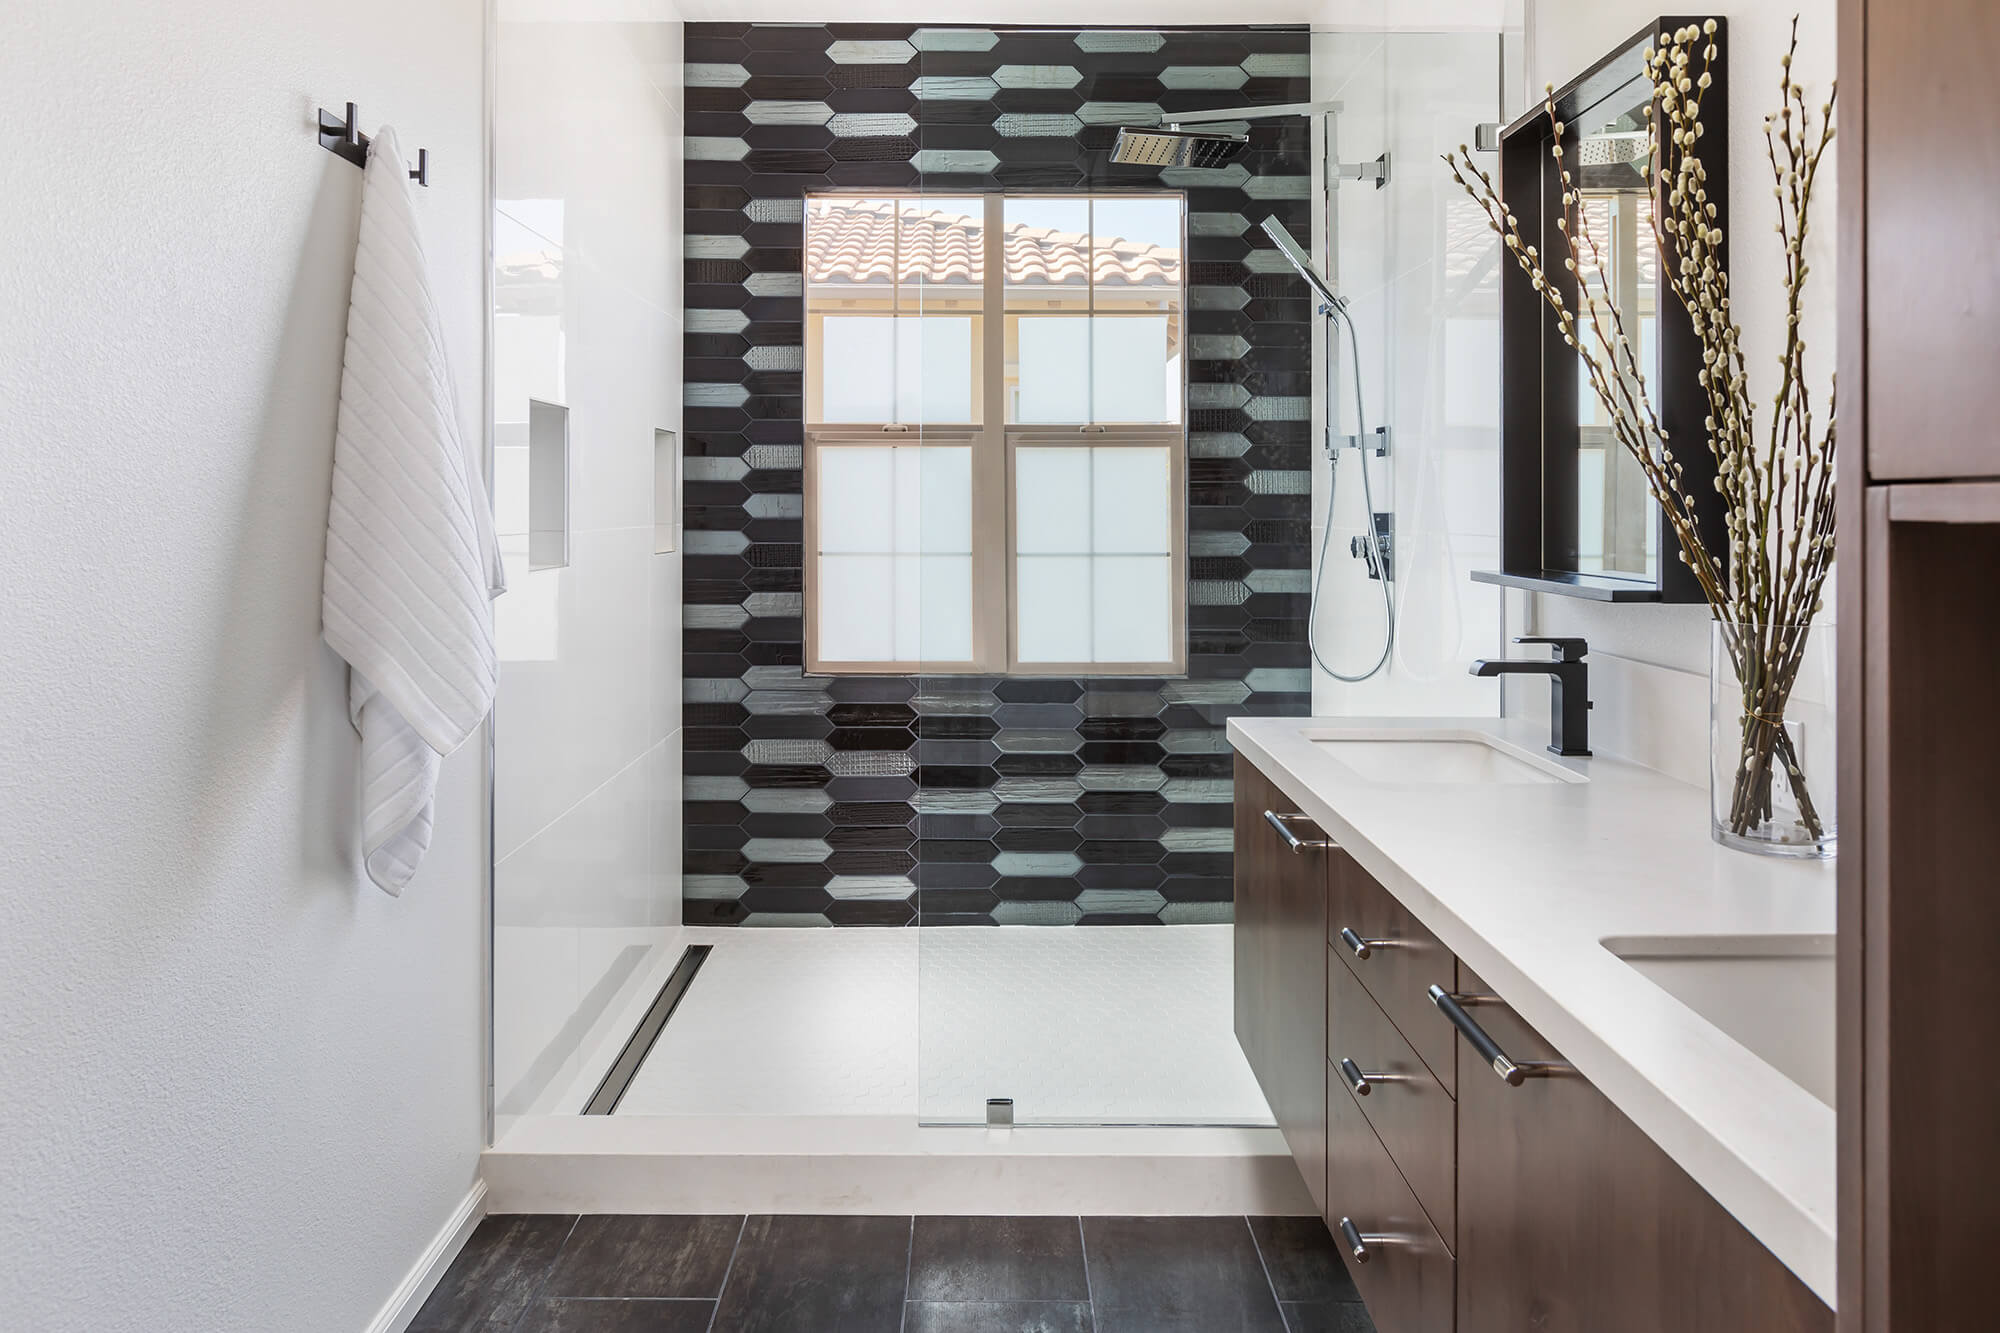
(1428, 984, 1569, 1086)
(1338, 926, 1376, 960)
(1262, 810, 1335, 854)
(1337, 1217, 1382, 1264)
(1338, 1057, 1372, 1097)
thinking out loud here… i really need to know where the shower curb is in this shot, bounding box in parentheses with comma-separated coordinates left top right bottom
(482, 1116, 1313, 1216)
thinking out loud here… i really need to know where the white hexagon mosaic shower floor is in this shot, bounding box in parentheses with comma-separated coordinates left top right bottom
(614, 925, 1274, 1125)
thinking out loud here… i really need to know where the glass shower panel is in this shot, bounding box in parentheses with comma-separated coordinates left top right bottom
(912, 26, 1327, 1128)
(1310, 27, 1506, 714)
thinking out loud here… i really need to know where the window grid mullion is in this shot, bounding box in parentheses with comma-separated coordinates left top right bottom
(805, 191, 1184, 676)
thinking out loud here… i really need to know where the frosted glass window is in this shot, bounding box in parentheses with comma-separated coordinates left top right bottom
(818, 317, 973, 424)
(892, 446, 973, 553)
(1090, 447, 1172, 553)
(819, 554, 896, 660)
(1014, 317, 1090, 423)
(1091, 317, 1172, 423)
(894, 317, 974, 423)
(817, 446, 974, 663)
(820, 317, 896, 423)
(817, 447, 897, 552)
(1092, 556, 1173, 662)
(1015, 445, 1176, 664)
(1015, 448, 1092, 553)
(893, 554, 974, 661)
(1016, 555, 1092, 662)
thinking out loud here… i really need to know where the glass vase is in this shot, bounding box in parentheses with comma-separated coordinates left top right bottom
(1710, 619, 1836, 859)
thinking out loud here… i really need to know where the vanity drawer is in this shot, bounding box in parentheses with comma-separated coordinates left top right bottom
(1329, 855, 1460, 1097)
(1329, 945, 1456, 1246)
(1327, 1059, 1457, 1333)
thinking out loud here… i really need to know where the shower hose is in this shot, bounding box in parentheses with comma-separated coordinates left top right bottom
(1312, 299, 1394, 682)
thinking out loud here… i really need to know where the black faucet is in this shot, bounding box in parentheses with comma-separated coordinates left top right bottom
(1470, 637, 1592, 757)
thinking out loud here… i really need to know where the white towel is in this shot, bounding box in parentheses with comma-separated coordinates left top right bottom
(322, 125, 505, 895)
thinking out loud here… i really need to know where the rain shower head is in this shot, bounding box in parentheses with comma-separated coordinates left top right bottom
(1259, 216, 1341, 310)
(1111, 125, 1248, 169)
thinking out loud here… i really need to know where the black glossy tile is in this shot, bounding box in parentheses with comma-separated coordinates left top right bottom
(516, 1299, 719, 1332)
(909, 1217, 1089, 1303)
(411, 1214, 577, 1332)
(991, 876, 1086, 902)
(682, 21, 1312, 923)
(825, 898, 916, 926)
(740, 883, 834, 914)
(709, 1214, 911, 1332)
(904, 1302, 1095, 1333)
(909, 860, 999, 889)
(1245, 1217, 1361, 1305)
(1081, 1217, 1287, 1333)
(540, 1216, 745, 1298)
(1277, 1301, 1376, 1333)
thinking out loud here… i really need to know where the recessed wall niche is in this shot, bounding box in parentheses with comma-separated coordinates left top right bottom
(655, 427, 679, 555)
(527, 397, 570, 571)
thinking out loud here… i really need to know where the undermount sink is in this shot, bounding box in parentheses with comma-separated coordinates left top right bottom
(1309, 730, 1585, 786)
(1605, 934, 1836, 1108)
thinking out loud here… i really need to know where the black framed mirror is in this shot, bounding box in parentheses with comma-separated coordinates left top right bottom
(1473, 16, 1730, 602)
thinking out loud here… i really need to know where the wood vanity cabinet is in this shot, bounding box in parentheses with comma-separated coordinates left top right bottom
(1840, 2, 2000, 1328)
(1847, 0, 2000, 481)
(1453, 965, 1830, 1333)
(1232, 755, 1329, 1215)
(1231, 754, 1834, 1333)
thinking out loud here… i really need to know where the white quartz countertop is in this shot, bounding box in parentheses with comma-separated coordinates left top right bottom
(1228, 714, 1837, 1307)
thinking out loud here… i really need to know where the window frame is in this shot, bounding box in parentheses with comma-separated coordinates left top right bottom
(802, 190, 1189, 677)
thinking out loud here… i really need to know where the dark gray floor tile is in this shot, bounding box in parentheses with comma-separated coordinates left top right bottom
(516, 1298, 718, 1331)
(909, 1217, 1090, 1302)
(1247, 1217, 1362, 1304)
(411, 1214, 577, 1332)
(1279, 1300, 1376, 1333)
(709, 1214, 912, 1332)
(1081, 1216, 1287, 1333)
(905, 1300, 1094, 1333)
(541, 1215, 745, 1298)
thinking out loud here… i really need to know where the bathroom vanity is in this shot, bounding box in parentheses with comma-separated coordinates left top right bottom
(1228, 717, 1836, 1332)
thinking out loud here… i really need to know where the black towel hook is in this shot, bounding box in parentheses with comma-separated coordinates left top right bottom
(317, 101, 429, 186)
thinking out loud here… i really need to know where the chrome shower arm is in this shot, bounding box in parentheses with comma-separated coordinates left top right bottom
(1163, 99, 1344, 126)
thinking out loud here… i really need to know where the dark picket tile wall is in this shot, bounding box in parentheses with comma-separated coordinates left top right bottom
(682, 24, 1314, 926)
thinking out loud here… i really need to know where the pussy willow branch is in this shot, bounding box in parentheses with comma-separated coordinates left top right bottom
(1445, 17, 1837, 836)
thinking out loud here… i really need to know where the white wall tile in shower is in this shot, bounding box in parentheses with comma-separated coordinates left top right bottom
(492, 8, 687, 1117)
(1310, 27, 1507, 716)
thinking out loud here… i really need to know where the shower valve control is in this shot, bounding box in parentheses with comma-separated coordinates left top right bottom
(1350, 513, 1393, 583)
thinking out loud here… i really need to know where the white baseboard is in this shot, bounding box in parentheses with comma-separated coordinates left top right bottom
(365, 1179, 488, 1333)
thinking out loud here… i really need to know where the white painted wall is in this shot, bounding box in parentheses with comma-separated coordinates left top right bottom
(0, 2, 488, 1331)
(491, 4, 686, 1120)
(1514, 0, 1838, 778)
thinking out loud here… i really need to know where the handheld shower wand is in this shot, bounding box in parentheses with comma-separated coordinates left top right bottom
(1260, 217, 1394, 683)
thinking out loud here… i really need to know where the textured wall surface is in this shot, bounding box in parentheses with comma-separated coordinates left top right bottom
(681, 24, 1313, 926)
(0, 2, 488, 1329)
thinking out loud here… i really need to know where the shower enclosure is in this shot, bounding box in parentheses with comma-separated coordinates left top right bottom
(902, 24, 1506, 1127)
(488, 19, 1505, 1140)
